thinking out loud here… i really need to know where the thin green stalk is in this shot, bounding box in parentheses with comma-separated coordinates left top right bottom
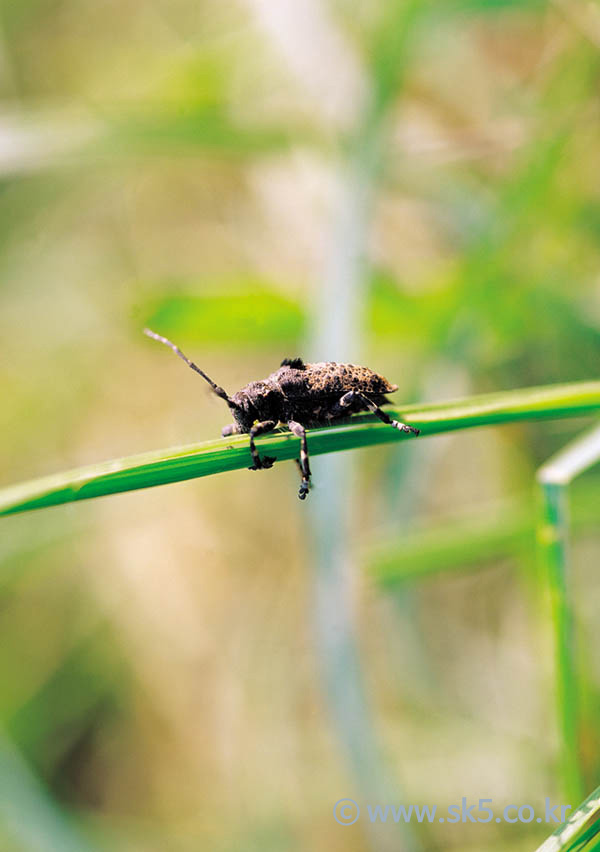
(539, 480, 582, 806)
(1, 381, 599, 518)
(536, 424, 600, 807)
(306, 7, 423, 852)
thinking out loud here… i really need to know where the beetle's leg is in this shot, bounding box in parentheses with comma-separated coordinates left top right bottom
(221, 423, 240, 437)
(338, 391, 420, 435)
(248, 420, 277, 470)
(288, 420, 311, 500)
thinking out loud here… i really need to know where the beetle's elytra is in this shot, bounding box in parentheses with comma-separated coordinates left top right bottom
(144, 328, 419, 500)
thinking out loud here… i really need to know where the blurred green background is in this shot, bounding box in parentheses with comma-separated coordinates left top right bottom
(1, 1, 600, 850)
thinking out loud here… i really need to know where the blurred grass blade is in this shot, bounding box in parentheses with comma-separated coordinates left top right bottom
(0, 733, 99, 852)
(534, 784, 600, 852)
(0, 106, 295, 178)
(538, 423, 600, 486)
(98, 107, 295, 159)
(306, 5, 425, 850)
(370, 480, 600, 585)
(538, 480, 582, 805)
(1, 381, 600, 517)
(537, 423, 600, 805)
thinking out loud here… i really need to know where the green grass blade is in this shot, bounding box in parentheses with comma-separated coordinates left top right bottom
(539, 480, 583, 805)
(1, 381, 600, 518)
(538, 423, 600, 485)
(534, 784, 600, 852)
(0, 732, 100, 852)
(369, 480, 600, 586)
(536, 424, 600, 805)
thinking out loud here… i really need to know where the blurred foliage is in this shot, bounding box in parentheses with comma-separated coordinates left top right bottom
(1, 0, 600, 850)
(371, 477, 600, 585)
(139, 284, 304, 346)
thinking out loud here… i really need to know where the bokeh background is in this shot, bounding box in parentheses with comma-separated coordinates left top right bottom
(1, 1, 600, 850)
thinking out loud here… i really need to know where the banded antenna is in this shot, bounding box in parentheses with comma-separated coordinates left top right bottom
(143, 328, 238, 409)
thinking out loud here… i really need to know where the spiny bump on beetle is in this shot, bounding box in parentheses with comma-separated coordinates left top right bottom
(143, 328, 419, 500)
(280, 357, 306, 370)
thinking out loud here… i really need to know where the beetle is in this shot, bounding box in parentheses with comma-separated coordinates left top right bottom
(144, 328, 419, 500)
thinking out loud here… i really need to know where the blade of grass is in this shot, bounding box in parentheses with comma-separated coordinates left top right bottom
(0, 732, 100, 852)
(369, 479, 600, 586)
(1, 380, 599, 518)
(306, 5, 423, 851)
(534, 783, 600, 852)
(537, 424, 600, 805)
(538, 423, 600, 485)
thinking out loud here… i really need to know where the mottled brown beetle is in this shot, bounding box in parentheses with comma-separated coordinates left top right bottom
(144, 328, 419, 500)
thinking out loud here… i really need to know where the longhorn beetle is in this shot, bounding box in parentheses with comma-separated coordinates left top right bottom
(144, 328, 420, 500)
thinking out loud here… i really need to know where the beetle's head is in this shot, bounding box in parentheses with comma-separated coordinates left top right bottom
(229, 382, 280, 431)
(228, 395, 256, 433)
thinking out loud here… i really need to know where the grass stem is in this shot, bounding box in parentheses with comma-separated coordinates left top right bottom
(1, 381, 600, 517)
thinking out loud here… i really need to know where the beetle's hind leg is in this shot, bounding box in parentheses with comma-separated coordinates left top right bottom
(337, 391, 420, 435)
(288, 420, 311, 499)
(248, 420, 277, 470)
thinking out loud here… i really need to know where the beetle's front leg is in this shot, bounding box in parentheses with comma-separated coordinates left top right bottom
(221, 423, 240, 437)
(337, 391, 420, 435)
(248, 420, 277, 470)
(288, 420, 311, 499)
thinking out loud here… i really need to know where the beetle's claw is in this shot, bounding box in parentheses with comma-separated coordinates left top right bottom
(392, 420, 420, 436)
(249, 455, 276, 471)
(298, 481, 310, 500)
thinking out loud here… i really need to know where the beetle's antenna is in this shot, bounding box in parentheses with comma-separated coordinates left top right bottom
(143, 328, 238, 409)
